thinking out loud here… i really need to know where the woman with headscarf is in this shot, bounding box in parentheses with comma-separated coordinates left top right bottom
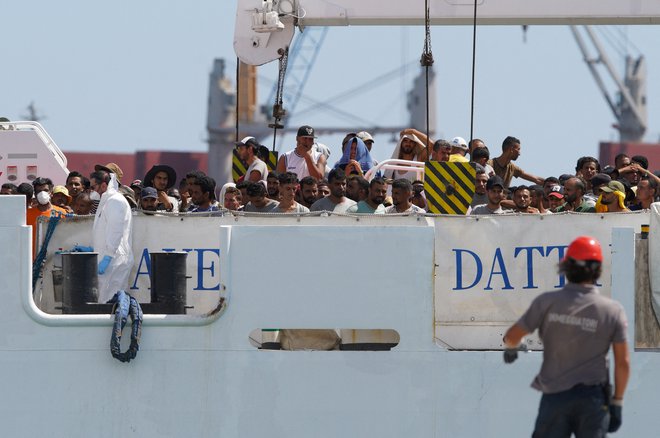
(333, 136, 374, 176)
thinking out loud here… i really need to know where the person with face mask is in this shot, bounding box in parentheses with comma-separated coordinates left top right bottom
(27, 177, 68, 259)
(74, 170, 133, 303)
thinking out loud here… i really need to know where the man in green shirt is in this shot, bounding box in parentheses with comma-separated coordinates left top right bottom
(554, 177, 596, 213)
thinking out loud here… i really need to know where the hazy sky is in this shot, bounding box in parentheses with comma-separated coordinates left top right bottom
(3, 1, 659, 179)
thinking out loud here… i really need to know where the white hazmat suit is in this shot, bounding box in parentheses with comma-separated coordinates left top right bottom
(93, 174, 134, 303)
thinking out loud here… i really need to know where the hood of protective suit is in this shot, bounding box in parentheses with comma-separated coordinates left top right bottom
(333, 137, 373, 173)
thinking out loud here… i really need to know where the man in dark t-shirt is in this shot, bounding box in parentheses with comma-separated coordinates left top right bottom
(503, 236, 630, 437)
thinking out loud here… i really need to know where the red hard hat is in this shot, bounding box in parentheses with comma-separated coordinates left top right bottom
(565, 236, 603, 262)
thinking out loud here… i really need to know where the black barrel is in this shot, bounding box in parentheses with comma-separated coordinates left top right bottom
(62, 252, 99, 313)
(150, 251, 188, 314)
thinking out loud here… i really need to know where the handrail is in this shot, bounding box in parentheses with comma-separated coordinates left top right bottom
(364, 158, 426, 181)
(0, 120, 68, 168)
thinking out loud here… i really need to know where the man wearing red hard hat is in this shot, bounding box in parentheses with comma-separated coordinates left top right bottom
(503, 236, 630, 437)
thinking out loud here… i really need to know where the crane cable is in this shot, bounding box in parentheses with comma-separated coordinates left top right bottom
(469, 0, 479, 147)
(420, 0, 434, 158)
(269, 46, 290, 151)
(235, 58, 240, 143)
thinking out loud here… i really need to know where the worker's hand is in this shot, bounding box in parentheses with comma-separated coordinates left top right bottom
(157, 190, 172, 211)
(608, 403, 623, 432)
(503, 342, 528, 364)
(503, 348, 518, 364)
(72, 245, 93, 252)
(98, 255, 113, 275)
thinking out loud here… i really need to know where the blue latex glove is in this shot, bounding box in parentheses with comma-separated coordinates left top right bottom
(98, 255, 113, 275)
(72, 245, 93, 252)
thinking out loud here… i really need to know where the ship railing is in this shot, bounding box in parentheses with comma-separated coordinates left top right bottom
(363, 158, 425, 181)
(0, 120, 68, 169)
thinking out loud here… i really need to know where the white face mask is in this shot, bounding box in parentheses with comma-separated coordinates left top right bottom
(36, 191, 51, 205)
(89, 191, 101, 202)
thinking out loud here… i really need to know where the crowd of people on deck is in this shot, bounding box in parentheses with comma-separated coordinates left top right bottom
(3, 124, 659, 247)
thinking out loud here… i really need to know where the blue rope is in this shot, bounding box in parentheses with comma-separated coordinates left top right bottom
(108, 290, 143, 363)
(32, 213, 62, 290)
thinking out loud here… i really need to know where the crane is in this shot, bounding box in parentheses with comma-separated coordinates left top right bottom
(570, 25, 647, 142)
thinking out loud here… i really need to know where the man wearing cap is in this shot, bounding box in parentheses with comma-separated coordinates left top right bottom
(503, 235, 629, 437)
(139, 187, 159, 212)
(276, 125, 326, 180)
(51, 186, 73, 213)
(547, 185, 565, 211)
(589, 173, 611, 200)
(143, 164, 178, 212)
(355, 131, 373, 151)
(235, 136, 268, 185)
(488, 136, 544, 188)
(448, 137, 469, 163)
(596, 180, 630, 213)
(469, 175, 507, 215)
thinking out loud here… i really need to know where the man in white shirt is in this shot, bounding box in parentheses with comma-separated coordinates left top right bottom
(386, 179, 425, 214)
(276, 125, 327, 180)
(235, 136, 268, 185)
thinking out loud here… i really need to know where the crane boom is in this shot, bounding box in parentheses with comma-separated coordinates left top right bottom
(235, 0, 660, 66)
(570, 25, 647, 142)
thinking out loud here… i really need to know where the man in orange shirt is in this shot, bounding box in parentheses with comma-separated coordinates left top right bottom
(27, 177, 67, 258)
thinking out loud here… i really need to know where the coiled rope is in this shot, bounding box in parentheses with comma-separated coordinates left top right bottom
(109, 290, 143, 363)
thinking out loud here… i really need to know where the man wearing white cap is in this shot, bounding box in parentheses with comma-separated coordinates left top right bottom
(276, 125, 326, 180)
(235, 136, 268, 186)
(448, 136, 470, 163)
(356, 131, 375, 151)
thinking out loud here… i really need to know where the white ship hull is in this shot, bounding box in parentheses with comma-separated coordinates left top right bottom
(0, 191, 657, 437)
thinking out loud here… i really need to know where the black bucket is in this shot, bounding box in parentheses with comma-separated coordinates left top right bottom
(150, 251, 188, 314)
(62, 252, 99, 313)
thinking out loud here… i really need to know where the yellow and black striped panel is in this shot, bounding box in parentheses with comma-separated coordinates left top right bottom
(266, 151, 278, 172)
(232, 150, 247, 183)
(424, 162, 476, 215)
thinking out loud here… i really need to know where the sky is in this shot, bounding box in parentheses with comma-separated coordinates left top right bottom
(3, 1, 660, 180)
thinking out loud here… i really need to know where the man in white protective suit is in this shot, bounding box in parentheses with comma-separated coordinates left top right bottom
(86, 169, 134, 303)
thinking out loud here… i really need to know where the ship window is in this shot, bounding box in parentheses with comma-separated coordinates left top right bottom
(249, 329, 400, 351)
